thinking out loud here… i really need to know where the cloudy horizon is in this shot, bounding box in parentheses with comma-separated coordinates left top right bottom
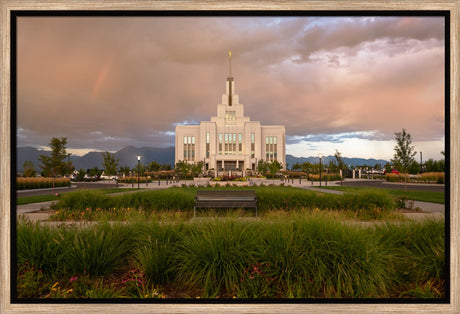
(16, 15, 446, 161)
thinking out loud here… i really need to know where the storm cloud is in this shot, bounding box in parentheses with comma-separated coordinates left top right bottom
(16, 15, 445, 159)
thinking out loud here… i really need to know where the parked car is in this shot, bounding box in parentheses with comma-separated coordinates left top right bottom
(383, 169, 399, 175)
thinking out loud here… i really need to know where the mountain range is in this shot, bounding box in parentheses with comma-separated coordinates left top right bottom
(16, 146, 388, 172)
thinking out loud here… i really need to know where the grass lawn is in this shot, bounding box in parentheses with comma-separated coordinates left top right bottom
(321, 186, 445, 204)
(16, 188, 141, 205)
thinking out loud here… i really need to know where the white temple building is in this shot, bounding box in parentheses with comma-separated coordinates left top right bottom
(175, 52, 285, 174)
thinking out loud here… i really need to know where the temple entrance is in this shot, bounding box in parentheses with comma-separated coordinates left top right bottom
(216, 160, 245, 176)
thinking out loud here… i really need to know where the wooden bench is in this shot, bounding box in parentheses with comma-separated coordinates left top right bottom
(194, 190, 258, 217)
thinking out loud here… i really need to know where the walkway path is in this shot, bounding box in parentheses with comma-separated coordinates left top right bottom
(16, 179, 445, 223)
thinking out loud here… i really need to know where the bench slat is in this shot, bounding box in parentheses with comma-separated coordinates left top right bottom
(194, 190, 257, 217)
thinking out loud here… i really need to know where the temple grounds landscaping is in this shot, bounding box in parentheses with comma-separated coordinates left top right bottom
(16, 186, 445, 299)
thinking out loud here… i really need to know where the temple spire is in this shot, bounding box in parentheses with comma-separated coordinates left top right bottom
(228, 50, 232, 78)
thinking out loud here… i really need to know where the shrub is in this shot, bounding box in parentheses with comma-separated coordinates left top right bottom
(16, 218, 72, 278)
(174, 219, 259, 297)
(51, 190, 114, 212)
(67, 223, 134, 277)
(132, 220, 184, 285)
(16, 214, 445, 299)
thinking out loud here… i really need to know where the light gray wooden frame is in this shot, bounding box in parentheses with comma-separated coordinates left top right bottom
(1, 1, 458, 313)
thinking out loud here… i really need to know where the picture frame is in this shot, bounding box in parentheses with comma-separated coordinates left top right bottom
(1, 1, 458, 313)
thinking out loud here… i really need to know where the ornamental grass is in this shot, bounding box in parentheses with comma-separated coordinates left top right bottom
(16, 177, 70, 190)
(51, 186, 396, 221)
(16, 214, 445, 299)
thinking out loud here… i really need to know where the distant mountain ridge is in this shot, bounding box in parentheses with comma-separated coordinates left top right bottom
(17, 146, 388, 172)
(285, 155, 388, 169)
(16, 146, 175, 171)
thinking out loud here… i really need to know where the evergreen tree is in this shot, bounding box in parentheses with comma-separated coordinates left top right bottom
(102, 152, 119, 176)
(39, 137, 68, 177)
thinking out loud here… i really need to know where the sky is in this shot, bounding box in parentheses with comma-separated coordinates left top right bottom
(16, 15, 446, 161)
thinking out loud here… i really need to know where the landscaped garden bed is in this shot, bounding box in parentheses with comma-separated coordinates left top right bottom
(16, 212, 445, 299)
(48, 186, 401, 221)
(16, 186, 445, 300)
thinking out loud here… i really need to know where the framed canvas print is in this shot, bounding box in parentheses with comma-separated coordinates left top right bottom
(1, 1, 459, 313)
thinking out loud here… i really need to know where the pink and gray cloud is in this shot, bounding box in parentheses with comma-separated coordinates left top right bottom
(16, 16, 445, 158)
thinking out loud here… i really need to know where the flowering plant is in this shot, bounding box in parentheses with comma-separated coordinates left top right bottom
(236, 261, 278, 298)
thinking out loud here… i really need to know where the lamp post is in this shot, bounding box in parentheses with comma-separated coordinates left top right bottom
(420, 152, 423, 173)
(137, 156, 141, 189)
(68, 153, 71, 189)
(318, 154, 323, 187)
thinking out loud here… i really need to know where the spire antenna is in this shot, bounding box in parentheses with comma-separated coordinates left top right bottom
(228, 50, 232, 77)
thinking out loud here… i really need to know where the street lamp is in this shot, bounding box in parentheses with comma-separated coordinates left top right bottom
(420, 152, 423, 173)
(318, 154, 323, 187)
(68, 153, 71, 189)
(137, 156, 141, 189)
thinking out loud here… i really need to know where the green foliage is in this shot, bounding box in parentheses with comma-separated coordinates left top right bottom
(67, 223, 133, 277)
(174, 219, 259, 297)
(17, 262, 47, 298)
(101, 152, 119, 176)
(334, 150, 345, 171)
(268, 160, 283, 177)
(257, 159, 269, 175)
(175, 160, 191, 178)
(22, 160, 36, 177)
(424, 159, 445, 172)
(39, 137, 68, 177)
(147, 161, 161, 172)
(132, 220, 184, 285)
(391, 129, 417, 173)
(16, 218, 72, 278)
(51, 186, 397, 221)
(16, 214, 445, 299)
(51, 190, 115, 211)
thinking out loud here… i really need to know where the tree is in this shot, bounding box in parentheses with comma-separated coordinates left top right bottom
(190, 161, 204, 178)
(39, 137, 68, 177)
(291, 162, 301, 172)
(88, 167, 102, 178)
(257, 160, 269, 175)
(408, 160, 421, 175)
(334, 150, 345, 172)
(300, 162, 314, 174)
(175, 160, 191, 178)
(161, 163, 172, 171)
(268, 160, 282, 179)
(327, 160, 337, 173)
(391, 129, 417, 173)
(334, 150, 345, 184)
(102, 152, 119, 176)
(77, 168, 86, 181)
(148, 161, 161, 173)
(391, 129, 417, 191)
(132, 163, 146, 176)
(23, 160, 36, 177)
(119, 166, 131, 176)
